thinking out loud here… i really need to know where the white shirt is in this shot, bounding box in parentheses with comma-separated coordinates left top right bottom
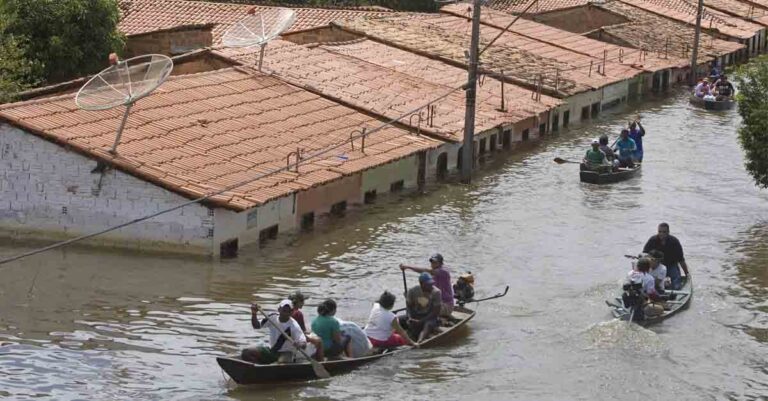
(641, 272, 657, 297)
(264, 314, 306, 352)
(650, 263, 667, 285)
(339, 320, 372, 358)
(363, 302, 396, 341)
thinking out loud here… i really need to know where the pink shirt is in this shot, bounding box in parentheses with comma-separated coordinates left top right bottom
(433, 266, 454, 307)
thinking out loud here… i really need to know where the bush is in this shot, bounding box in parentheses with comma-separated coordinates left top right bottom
(735, 55, 768, 188)
(0, 0, 124, 94)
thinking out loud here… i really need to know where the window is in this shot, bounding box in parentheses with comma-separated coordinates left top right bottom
(364, 190, 377, 204)
(436, 152, 448, 181)
(581, 106, 589, 121)
(563, 110, 570, 127)
(538, 123, 546, 136)
(301, 212, 314, 230)
(502, 129, 512, 149)
(390, 180, 404, 192)
(490, 134, 497, 151)
(457, 147, 463, 170)
(330, 201, 347, 216)
(590, 102, 600, 118)
(522, 128, 530, 142)
(219, 238, 238, 259)
(259, 225, 278, 243)
(479, 138, 487, 155)
(552, 113, 559, 132)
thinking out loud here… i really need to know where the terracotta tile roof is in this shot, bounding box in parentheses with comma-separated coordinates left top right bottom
(0, 68, 440, 211)
(442, 4, 688, 70)
(599, 1, 745, 62)
(621, 0, 763, 39)
(334, 14, 637, 97)
(487, 0, 589, 14)
(216, 40, 544, 142)
(698, 0, 768, 26)
(317, 38, 561, 114)
(118, 0, 395, 41)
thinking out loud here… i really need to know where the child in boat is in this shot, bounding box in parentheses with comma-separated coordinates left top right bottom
(288, 291, 325, 361)
(364, 291, 417, 349)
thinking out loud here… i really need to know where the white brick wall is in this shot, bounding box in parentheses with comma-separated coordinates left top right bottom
(0, 124, 213, 253)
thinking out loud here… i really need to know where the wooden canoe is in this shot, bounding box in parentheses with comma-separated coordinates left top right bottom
(217, 306, 476, 384)
(606, 275, 692, 326)
(689, 95, 735, 111)
(580, 163, 641, 184)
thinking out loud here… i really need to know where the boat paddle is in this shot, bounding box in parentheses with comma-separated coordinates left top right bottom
(254, 304, 331, 379)
(553, 157, 581, 164)
(393, 285, 509, 314)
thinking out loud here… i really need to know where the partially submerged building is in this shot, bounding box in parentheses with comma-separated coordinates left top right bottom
(0, 68, 443, 255)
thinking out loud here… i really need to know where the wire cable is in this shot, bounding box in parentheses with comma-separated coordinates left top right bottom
(0, 83, 466, 267)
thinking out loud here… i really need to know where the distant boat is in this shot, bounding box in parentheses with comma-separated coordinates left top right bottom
(689, 95, 735, 111)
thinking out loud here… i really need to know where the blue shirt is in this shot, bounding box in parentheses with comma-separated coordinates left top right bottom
(614, 137, 637, 159)
(629, 128, 643, 153)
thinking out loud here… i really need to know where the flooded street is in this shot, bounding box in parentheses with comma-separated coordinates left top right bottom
(2, 88, 768, 400)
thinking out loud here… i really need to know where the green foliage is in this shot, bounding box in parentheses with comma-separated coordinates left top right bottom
(0, 34, 37, 103)
(0, 0, 124, 92)
(735, 55, 768, 188)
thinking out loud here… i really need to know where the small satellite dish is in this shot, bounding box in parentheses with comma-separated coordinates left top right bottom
(222, 8, 297, 71)
(76, 54, 173, 154)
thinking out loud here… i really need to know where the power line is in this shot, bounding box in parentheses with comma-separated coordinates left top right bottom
(0, 82, 466, 267)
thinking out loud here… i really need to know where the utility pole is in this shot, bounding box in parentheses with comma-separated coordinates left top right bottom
(689, 0, 704, 85)
(461, 0, 481, 183)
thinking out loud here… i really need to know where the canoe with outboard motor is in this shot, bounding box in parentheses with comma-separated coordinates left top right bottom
(606, 275, 692, 326)
(580, 163, 641, 184)
(689, 95, 735, 111)
(217, 306, 476, 384)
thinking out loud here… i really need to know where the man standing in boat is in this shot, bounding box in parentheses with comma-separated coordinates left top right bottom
(400, 253, 454, 317)
(642, 223, 690, 290)
(242, 299, 307, 364)
(628, 117, 645, 163)
(714, 75, 735, 101)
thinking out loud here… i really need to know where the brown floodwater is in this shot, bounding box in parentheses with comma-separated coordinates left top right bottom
(1, 89, 767, 400)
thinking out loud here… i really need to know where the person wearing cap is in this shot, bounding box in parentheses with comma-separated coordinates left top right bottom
(242, 299, 307, 364)
(612, 129, 636, 168)
(400, 253, 454, 317)
(582, 138, 609, 172)
(694, 78, 710, 98)
(400, 272, 443, 342)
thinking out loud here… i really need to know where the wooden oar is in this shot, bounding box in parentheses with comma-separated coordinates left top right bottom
(255, 305, 331, 379)
(553, 157, 581, 164)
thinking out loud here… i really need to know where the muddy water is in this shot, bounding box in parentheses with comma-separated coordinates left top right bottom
(1, 89, 767, 400)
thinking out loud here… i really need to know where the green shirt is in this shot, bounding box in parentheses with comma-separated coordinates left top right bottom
(311, 315, 340, 350)
(585, 148, 606, 165)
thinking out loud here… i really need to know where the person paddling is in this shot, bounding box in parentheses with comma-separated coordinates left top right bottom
(242, 299, 307, 364)
(400, 253, 454, 317)
(628, 118, 645, 163)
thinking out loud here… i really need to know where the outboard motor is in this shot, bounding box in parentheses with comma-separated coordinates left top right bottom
(454, 272, 475, 305)
(621, 281, 645, 322)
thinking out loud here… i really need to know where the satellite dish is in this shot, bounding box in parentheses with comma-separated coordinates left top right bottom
(222, 8, 297, 71)
(76, 54, 173, 154)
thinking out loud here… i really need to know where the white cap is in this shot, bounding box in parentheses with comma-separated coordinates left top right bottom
(592, 138, 600, 144)
(277, 299, 293, 310)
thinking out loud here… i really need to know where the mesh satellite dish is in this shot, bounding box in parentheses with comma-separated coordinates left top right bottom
(76, 54, 174, 155)
(222, 8, 297, 71)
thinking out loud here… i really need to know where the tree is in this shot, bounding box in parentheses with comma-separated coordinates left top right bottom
(0, 35, 37, 103)
(735, 56, 768, 188)
(0, 0, 124, 87)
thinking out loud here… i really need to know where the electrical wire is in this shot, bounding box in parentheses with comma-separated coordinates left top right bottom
(0, 83, 466, 267)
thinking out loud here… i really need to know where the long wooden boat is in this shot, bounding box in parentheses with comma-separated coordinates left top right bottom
(217, 305, 476, 384)
(580, 163, 641, 184)
(689, 95, 735, 111)
(606, 275, 692, 326)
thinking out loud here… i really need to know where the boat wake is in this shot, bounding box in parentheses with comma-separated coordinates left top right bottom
(583, 320, 666, 354)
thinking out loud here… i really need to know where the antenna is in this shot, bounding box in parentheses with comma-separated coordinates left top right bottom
(221, 8, 297, 71)
(76, 54, 173, 155)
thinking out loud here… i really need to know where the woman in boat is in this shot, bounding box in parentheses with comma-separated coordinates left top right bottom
(364, 291, 418, 349)
(311, 299, 351, 360)
(635, 258, 664, 318)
